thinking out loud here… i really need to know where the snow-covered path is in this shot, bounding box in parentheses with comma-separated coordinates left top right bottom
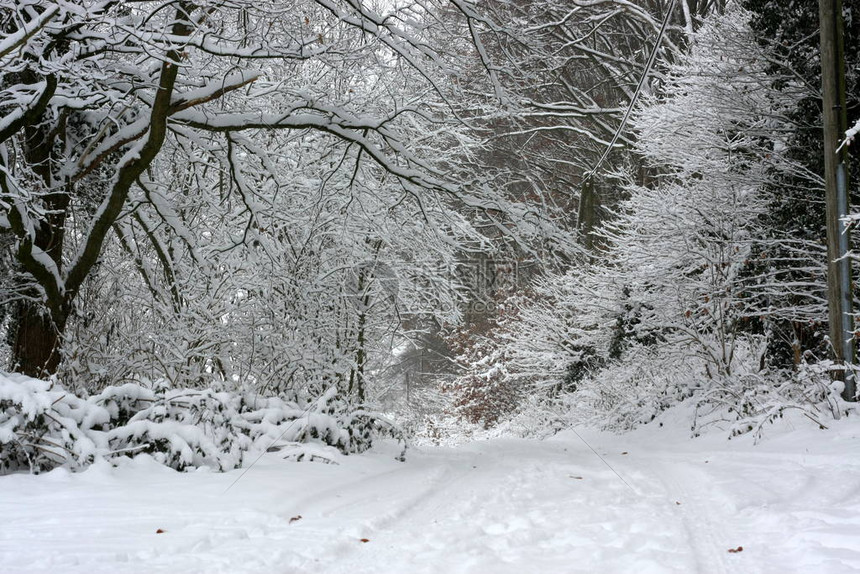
(3, 417, 860, 574)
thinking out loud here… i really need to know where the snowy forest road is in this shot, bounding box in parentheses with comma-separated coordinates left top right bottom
(2, 418, 860, 574)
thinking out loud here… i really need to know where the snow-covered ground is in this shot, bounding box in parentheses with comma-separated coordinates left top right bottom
(3, 413, 860, 574)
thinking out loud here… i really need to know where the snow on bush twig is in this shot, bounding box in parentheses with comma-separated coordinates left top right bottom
(0, 373, 404, 474)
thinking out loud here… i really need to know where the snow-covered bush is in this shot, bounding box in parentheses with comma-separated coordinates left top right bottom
(501, 271, 619, 393)
(0, 374, 404, 475)
(487, 393, 575, 439)
(691, 358, 843, 440)
(563, 341, 840, 439)
(100, 385, 253, 471)
(0, 374, 106, 473)
(564, 343, 700, 431)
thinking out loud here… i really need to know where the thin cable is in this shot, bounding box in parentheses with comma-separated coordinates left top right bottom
(222, 398, 320, 493)
(584, 0, 678, 183)
(570, 427, 637, 494)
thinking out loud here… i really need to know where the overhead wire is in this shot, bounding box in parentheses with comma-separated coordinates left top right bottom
(584, 0, 678, 183)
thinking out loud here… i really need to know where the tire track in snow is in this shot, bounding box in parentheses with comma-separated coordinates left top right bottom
(12, 428, 857, 574)
(283, 451, 476, 570)
(319, 440, 697, 574)
(648, 460, 738, 574)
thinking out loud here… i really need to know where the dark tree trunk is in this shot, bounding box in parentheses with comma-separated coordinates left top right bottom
(11, 303, 62, 378)
(8, 106, 69, 377)
(8, 109, 65, 375)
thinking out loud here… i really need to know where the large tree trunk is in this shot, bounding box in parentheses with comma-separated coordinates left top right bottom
(7, 110, 69, 378)
(10, 303, 62, 378)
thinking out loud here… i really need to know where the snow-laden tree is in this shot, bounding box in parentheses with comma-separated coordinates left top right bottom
(0, 0, 524, 381)
(62, 122, 483, 397)
(744, 0, 860, 369)
(608, 4, 821, 375)
(459, 0, 737, 246)
(430, 0, 678, 423)
(497, 5, 832, 431)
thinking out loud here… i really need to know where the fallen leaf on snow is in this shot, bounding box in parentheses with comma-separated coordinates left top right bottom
(569, 475, 583, 480)
(728, 546, 743, 553)
(360, 538, 370, 543)
(156, 529, 165, 534)
(289, 515, 302, 524)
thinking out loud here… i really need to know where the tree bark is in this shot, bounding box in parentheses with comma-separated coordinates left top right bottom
(11, 304, 62, 378)
(8, 95, 69, 377)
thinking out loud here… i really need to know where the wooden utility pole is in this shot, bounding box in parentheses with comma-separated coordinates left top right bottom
(819, 0, 855, 400)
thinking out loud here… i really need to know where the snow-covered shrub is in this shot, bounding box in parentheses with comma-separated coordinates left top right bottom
(0, 374, 107, 473)
(0, 373, 404, 475)
(569, 344, 702, 431)
(498, 268, 631, 397)
(488, 393, 574, 439)
(556, 339, 841, 438)
(247, 387, 404, 458)
(93, 383, 157, 426)
(408, 393, 574, 444)
(692, 357, 844, 440)
(102, 386, 253, 471)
